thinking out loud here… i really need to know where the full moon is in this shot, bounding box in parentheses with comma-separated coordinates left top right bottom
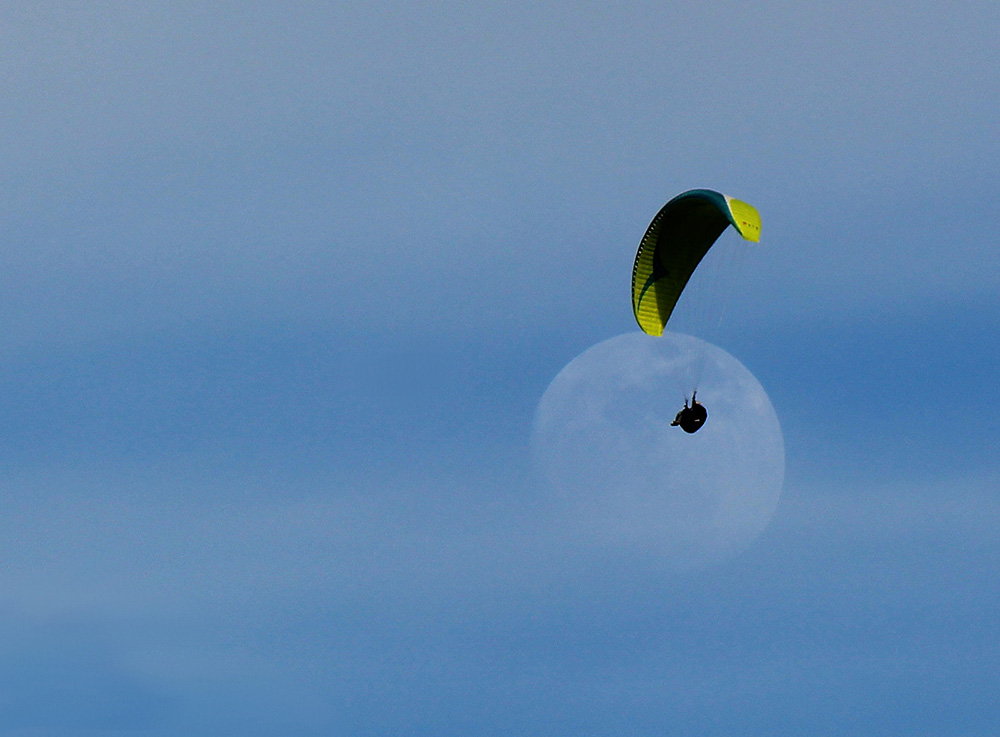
(531, 332, 784, 569)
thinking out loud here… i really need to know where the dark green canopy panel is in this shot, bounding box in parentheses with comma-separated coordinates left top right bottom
(631, 189, 760, 336)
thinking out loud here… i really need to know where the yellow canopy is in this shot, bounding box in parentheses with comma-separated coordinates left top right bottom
(631, 189, 760, 336)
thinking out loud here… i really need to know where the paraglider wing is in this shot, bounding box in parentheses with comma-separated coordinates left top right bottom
(631, 189, 760, 336)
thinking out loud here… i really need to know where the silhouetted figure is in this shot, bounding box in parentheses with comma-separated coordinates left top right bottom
(671, 391, 708, 434)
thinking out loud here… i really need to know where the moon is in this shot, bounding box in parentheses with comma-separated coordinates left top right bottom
(531, 331, 785, 569)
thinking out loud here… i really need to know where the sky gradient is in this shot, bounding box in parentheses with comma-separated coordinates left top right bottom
(1, 2, 998, 734)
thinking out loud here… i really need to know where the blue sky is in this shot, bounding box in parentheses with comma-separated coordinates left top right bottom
(1, 2, 998, 734)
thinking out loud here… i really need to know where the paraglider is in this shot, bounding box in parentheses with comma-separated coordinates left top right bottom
(670, 391, 708, 434)
(631, 189, 760, 433)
